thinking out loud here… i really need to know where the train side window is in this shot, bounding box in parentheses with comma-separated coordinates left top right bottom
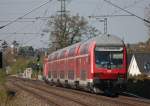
(80, 43, 89, 55)
(60, 71, 65, 79)
(68, 70, 74, 80)
(48, 71, 51, 78)
(68, 47, 76, 57)
(60, 50, 66, 59)
(52, 71, 57, 78)
(54, 53, 58, 60)
(80, 70, 87, 81)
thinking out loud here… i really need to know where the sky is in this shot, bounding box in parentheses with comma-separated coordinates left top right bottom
(0, 0, 150, 48)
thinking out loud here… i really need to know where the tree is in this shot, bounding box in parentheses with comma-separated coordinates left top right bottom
(48, 14, 88, 50)
(18, 46, 34, 57)
(48, 14, 100, 50)
(1, 41, 8, 50)
(12, 40, 19, 48)
(85, 26, 101, 39)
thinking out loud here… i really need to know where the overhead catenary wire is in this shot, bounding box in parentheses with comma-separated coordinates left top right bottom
(12, 1, 51, 47)
(0, 33, 43, 35)
(103, 0, 150, 24)
(91, 0, 104, 17)
(0, 20, 35, 22)
(0, 0, 53, 29)
(110, 0, 145, 15)
(89, 14, 134, 18)
(35, 0, 50, 47)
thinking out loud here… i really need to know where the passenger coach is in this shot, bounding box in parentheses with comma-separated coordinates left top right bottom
(43, 34, 127, 95)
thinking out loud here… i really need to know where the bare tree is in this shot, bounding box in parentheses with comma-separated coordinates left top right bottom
(48, 14, 100, 50)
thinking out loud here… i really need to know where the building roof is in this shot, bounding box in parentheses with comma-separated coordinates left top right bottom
(133, 53, 150, 74)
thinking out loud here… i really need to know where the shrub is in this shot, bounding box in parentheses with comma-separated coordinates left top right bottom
(0, 70, 7, 105)
(0, 70, 6, 85)
(127, 75, 150, 99)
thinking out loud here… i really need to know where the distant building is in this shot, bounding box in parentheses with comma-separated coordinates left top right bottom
(128, 53, 150, 77)
(23, 68, 32, 79)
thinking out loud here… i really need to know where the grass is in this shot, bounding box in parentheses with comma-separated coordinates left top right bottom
(0, 70, 7, 105)
(0, 70, 6, 85)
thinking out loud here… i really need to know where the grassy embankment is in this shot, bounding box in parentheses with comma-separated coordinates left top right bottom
(0, 57, 34, 105)
(0, 70, 7, 105)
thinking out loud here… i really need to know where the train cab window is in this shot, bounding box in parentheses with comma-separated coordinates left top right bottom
(95, 47, 123, 69)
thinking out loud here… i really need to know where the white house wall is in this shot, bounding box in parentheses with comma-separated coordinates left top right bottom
(128, 55, 141, 76)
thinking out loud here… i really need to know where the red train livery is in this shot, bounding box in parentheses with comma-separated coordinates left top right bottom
(43, 34, 127, 95)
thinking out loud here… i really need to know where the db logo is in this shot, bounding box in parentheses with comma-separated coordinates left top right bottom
(107, 70, 112, 73)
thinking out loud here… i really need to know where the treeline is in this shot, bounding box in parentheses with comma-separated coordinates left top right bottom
(127, 38, 150, 53)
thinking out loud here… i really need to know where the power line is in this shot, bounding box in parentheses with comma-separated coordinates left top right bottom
(104, 0, 150, 24)
(0, 20, 35, 22)
(0, 33, 43, 35)
(0, 16, 54, 20)
(22, 16, 54, 20)
(89, 14, 134, 18)
(110, 0, 144, 15)
(92, 0, 104, 16)
(0, 0, 53, 29)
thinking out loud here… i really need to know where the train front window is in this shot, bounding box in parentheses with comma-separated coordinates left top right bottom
(95, 50, 123, 69)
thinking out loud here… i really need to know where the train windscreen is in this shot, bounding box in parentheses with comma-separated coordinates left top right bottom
(95, 47, 123, 69)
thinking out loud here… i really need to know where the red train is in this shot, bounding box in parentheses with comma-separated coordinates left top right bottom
(43, 34, 127, 95)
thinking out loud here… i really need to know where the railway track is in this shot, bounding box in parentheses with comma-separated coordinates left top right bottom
(28, 79, 150, 106)
(8, 77, 150, 106)
(8, 78, 95, 106)
(10, 81, 60, 106)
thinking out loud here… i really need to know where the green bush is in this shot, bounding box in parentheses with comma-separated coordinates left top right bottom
(0, 70, 7, 105)
(9, 57, 32, 75)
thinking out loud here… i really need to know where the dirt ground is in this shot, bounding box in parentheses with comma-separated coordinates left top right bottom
(0, 81, 50, 106)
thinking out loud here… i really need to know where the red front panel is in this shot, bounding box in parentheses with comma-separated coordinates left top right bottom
(92, 47, 127, 80)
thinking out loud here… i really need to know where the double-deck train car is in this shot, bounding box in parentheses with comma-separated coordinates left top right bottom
(43, 34, 127, 95)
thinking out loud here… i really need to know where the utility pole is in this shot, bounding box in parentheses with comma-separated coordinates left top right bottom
(58, 0, 67, 20)
(89, 15, 133, 35)
(89, 16, 108, 35)
(99, 18, 107, 34)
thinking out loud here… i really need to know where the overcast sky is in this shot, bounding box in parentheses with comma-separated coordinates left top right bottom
(0, 0, 150, 48)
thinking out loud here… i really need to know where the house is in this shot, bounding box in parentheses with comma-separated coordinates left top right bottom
(128, 53, 150, 77)
(23, 68, 32, 79)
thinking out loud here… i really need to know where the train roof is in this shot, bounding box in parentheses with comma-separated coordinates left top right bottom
(48, 43, 81, 60)
(86, 34, 124, 46)
(48, 34, 124, 60)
